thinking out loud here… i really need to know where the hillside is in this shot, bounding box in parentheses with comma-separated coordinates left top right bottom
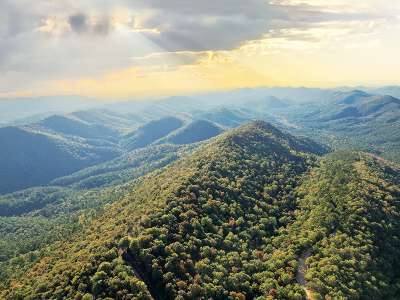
(103, 88, 400, 165)
(0, 121, 323, 299)
(0, 127, 121, 194)
(50, 144, 197, 190)
(194, 108, 252, 128)
(158, 120, 224, 145)
(371, 86, 400, 99)
(268, 151, 400, 299)
(2, 92, 398, 204)
(327, 93, 400, 121)
(0, 143, 203, 279)
(122, 117, 184, 151)
(332, 90, 370, 105)
(70, 110, 140, 132)
(1, 122, 400, 300)
(282, 90, 400, 163)
(0, 113, 229, 195)
(37, 115, 118, 139)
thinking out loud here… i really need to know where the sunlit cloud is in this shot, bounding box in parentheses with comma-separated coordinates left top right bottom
(1, 0, 400, 98)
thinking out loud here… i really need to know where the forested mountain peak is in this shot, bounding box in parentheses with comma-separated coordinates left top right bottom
(333, 90, 371, 105)
(158, 119, 223, 145)
(224, 121, 327, 155)
(0, 121, 321, 299)
(2, 121, 400, 300)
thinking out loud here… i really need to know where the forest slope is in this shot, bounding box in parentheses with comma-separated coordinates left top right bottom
(2, 122, 399, 300)
(268, 151, 400, 299)
(0, 121, 322, 299)
(0, 126, 120, 194)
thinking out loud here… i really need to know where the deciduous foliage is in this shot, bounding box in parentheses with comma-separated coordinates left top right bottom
(1, 122, 400, 300)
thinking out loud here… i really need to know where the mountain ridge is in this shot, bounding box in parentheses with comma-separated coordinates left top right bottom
(0, 121, 322, 299)
(1, 122, 400, 299)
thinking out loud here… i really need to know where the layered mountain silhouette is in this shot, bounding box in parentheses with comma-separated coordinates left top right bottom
(156, 119, 223, 145)
(0, 115, 225, 194)
(122, 117, 184, 151)
(1, 86, 400, 300)
(0, 126, 120, 194)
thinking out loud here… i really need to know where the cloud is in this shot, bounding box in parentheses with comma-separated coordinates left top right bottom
(0, 0, 399, 96)
(68, 13, 111, 35)
(129, 51, 209, 69)
(69, 14, 88, 33)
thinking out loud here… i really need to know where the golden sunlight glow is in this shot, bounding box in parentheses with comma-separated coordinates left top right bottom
(37, 17, 400, 99)
(1, 0, 400, 98)
(47, 60, 275, 99)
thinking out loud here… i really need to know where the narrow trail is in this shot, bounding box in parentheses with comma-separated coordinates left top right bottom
(296, 250, 313, 300)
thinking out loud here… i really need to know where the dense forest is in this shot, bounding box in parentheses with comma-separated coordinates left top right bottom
(0, 144, 196, 268)
(1, 121, 399, 299)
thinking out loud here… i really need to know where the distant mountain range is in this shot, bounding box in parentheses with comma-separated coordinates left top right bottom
(0, 96, 103, 125)
(3, 85, 400, 124)
(0, 112, 225, 194)
(281, 90, 400, 162)
(0, 126, 120, 194)
(1, 87, 400, 300)
(2, 87, 400, 194)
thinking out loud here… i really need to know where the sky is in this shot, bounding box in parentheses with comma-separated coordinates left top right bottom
(1, 0, 400, 99)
